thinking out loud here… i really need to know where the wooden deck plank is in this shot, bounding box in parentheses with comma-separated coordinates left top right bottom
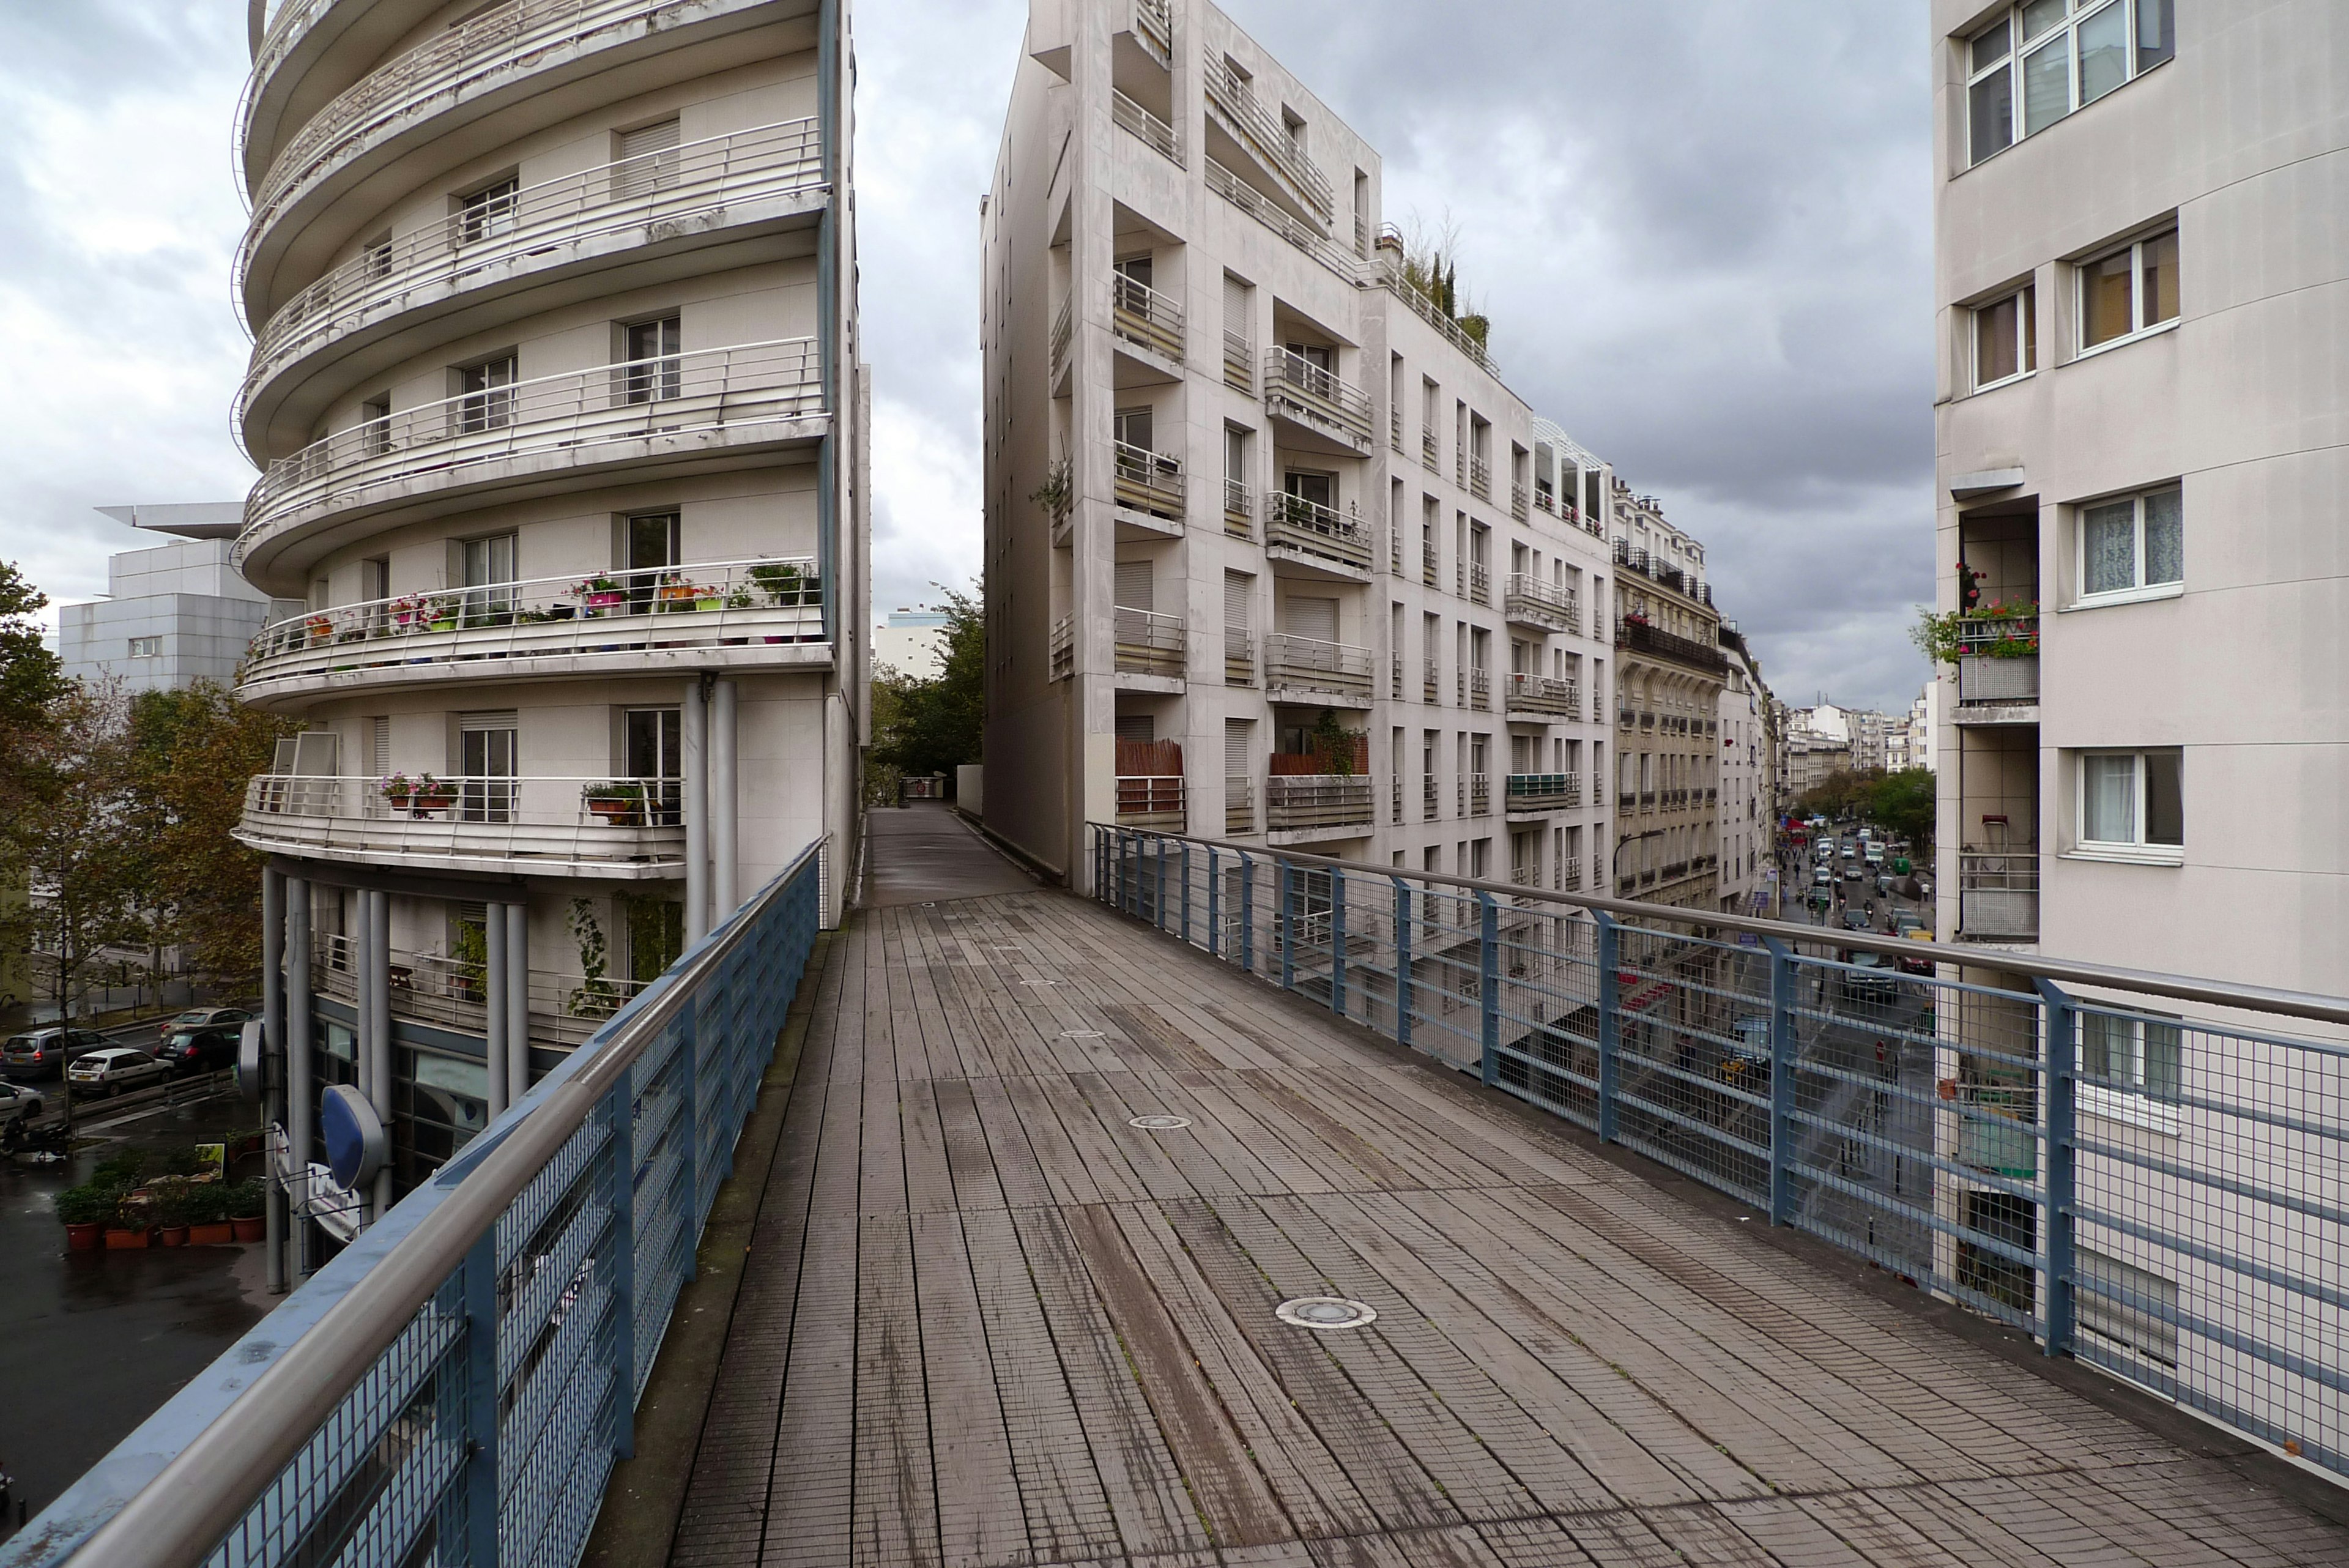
(910, 1210, 1030, 1568)
(931, 1078, 1009, 1212)
(900, 1079, 959, 1216)
(850, 1211, 941, 1567)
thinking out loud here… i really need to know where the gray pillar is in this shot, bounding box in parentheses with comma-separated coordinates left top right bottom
(284, 876, 313, 1281)
(352, 891, 376, 1219)
(368, 890, 392, 1220)
(261, 868, 286, 1296)
(711, 678, 739, 920)
(683, 679, 710, 943)
(505, 902, 529, 1109)
(486, 905, 509, 1120)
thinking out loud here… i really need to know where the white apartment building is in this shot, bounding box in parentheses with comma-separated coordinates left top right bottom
(1891, 683, 1939, 773)
(874, 606, 951, 678)
(60, 505, 297, 694)
(981, 0, 1614, 901)
(228, 0, 865, 1219)
(1716, 627, 1775, 916)
(1609, 481, 1727, 910)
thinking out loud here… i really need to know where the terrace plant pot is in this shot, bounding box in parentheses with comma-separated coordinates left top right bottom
(66, 1222, 103, 1251)
(158, 1225, 190, 1247)
(190, 1221, 236, 1246)
(231, 1216, 265, 1243)
(103, 1226, 150, 1250)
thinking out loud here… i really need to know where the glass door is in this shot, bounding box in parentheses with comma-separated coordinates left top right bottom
(626, 708, 683, 826)
(459, 718, 517, 823)
(459, 533, 516, 624)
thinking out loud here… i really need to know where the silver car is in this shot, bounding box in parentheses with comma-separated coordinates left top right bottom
(0, 1080, 45, 1125)
(67, 1047, 174, 1097)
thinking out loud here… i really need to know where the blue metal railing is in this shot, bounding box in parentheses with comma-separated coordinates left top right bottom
(1092, 824, 2349, 1481)
(5, 840, 825, 1568)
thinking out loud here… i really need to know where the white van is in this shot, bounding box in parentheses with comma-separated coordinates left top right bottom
(1865, 842, 1885, 866)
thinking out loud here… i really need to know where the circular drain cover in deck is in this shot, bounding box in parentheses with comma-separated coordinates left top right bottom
(1128, 1114, 1192, 1131)
(1277, 1297, 1377, 1330)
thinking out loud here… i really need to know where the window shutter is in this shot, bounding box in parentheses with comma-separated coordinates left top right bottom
(1225, 718, 1252, 778)
(1115, 715, 1154, 743)
(1283, 595, 1337, 642)
(370, 717, 390, 779)
(1114, 559, 1152, 611)
(615, 118, 681, 199)
(1222, 570, 1250, 630)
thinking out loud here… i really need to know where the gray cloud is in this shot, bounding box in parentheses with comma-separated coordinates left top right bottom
(0, 0, 1934, 715)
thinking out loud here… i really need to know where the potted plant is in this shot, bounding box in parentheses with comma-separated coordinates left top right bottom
(151, 1180, 191, 1247)
(103, 1192, 149, 1250)
(655, 571, 699, 610)
(382, 772, 457, 817)
(57, 1184, 113, 1251)
(749, 560, 811, 607)
(188, 1183, 235, 1246)
(303, 613, 334, 645)
(228, 1179, 268, 1243)
(574, 574, 625, 614)
(424, 593, 460, 633)
(582, 781, 647, 825)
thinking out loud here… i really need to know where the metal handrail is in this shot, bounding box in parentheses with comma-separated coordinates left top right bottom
(1203, 159, 1358, 283)
(1263, 347, 1373, 443)
(56, 839, 825, 1568)
(1111, 440, 1185, 521)
(1504, 672, 1578, 714)
(1264, 631, 1373, 690)
(238, 338, 823, 562)
(1111, 91, 1179, 163)
(1378, 253, 1499, 375)
(244, 119, 823, 419)
(1050, 294, 1074, 382)
(1111, 273, 1184, 359)
(1201, 51, 1334, 217)
(1113, 606, 1186, 676)
(1505, 571, 1576, 615)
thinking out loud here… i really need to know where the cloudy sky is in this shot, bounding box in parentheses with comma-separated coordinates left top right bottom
(0, 0, 1935, 715)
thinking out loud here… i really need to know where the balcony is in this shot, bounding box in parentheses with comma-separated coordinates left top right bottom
(1511, 483, 1529, 523)
(1468, 560, 1491, 606)
(1113, 441, 1185, 523)
(240, 118, 823, 453)
(1469, 456, 1491, 501)
(1263, 349, 1374, 451)
(1264, 773, 1373, 835)
(1505, 773, 1579, 816)
(1422, 774, 1438, 817)
(1961, 852, 2039, 942)
(314, 933, 651, 1050)
(1378, 248, 1499, 376)
(1201, 52, 1334, 223)
(1465, 773, 1491, 816)
(1223, 330, 1252, 393)
(1222, 478, 1254, 538)
(1958, 620, 2041, 713)
(1420, 539, 1438, 587)
(1113, 606, 1184, 679)
(1263, 492, 1371, 576)
(1111, 90, 1179, 165)
(1114, 775, 1184, 829)
(1420, 426, 1439, 472)
(1111, 273, 1184, 365)
(1616, 615, 1729, 677)
(1132, 0, 1173, 66)
(237, 557, 825, 705)
(1224, 626, 1255, 685)
(1504, 672, 1578, 719)
(1389, 406, 1403, 452)
(1050, 295, 1074, 385)
(1224, 776, 1254, 834)
(1203, 160, 1357, 284)
(1422, 657, 1438, 703)
(237, 773, 684, 879)
(1504, 573, 1579, 634)
(1468, 667, 1490, 710)
(1264, 633, 1373, 705)
(235, 339, 824, 587)
(1048, 615, 1074, 681)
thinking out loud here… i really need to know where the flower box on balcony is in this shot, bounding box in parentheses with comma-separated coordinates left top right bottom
(382, 773, 456, 816)
(583, 782, 649, 826)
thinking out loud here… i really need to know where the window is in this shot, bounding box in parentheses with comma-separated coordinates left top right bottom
(456, 354, 516, 433)
(612, 117, 681, 202)
(1972, 284, 2036, 388)
(2080, 1009, 2181, 1102)
(623, 314, 681, 402)
(1965, 1, 2173, 165)
(2078, 486, 2181, 599)
(456, 176, 518, 243)
(2077, 1249, 2180, 1364)
(127, 636, 161, 658)
(2080, 228, 2178, 349)
(458, 712, 518, 823)
(2078, 749, 2181, 853)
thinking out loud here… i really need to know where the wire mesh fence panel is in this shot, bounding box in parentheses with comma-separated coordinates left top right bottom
(1608, 920, 1772, 1208)
(1489, 905, 1603, 1131)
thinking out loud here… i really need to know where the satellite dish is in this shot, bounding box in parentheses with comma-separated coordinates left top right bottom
(321, 1085, 388, 1191)
(237, 1020, 267, 1103)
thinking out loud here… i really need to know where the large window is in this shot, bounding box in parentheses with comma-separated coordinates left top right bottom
(2080, 1010, 2181, 1102)
(2079, 486, 2181, 600)
(2080, 228, 2178, 349)
(1967, 0, 2173, 166)
(1972, 284, 2036, 389)
(2078, 749, 2182, 855)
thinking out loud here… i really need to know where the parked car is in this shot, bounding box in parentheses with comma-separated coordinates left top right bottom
(157, 1024, 241, 1073)
(0, 1080, 45, 1126)
(1891, 911, 1927, 937)
(66, 1047, 174, 1097)
(157, 1006, 248, 1047)
(1837, 952, 1899, 1003)
(3, 1027, 109, 1081)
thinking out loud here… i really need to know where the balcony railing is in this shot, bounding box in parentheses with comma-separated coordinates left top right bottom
(1133, 0, 1173, 65)
(1048, 615, 1074, 681)
(244, 0, 686, 284)
(1617, 616, 1730, 676)
(1468, 560, 1491, 606)
(1225, 776, 1253, 834)
(1959, 649, 2041, 705)
(1113, 606, 1184, 678)
(1201, 52, 1335, 219)
(1264, 632, 1373, 697)
(1111, 273, 1184, 362)
(1504, 672, 1577, 718)
(1422, 774, 1438, 816)
(1961, 852, 2039, 940)
(240, 557, 823, 696)
(1222, 478, 1254, 538)
(1223, 329, 1253, 393)
(1378, 250, 1499, 376)
(314, 933, 654, 1049)
(1115, 775, 1184, 827)
(1225, 626, 1255, 685)
(1468, 667, 1491, 710)
(1389, 405, 1403, 452)
(239, 774, 685, 875)
(1420, 539, 1439, 587)
(1421, 426, 1439, 472)
(1504, 572, 1579, 634)
(1265, 774, 1373, 831)
(1466, 772, 1491, 816)
(245, 119, 822, 420)
(1050, 295, 1074, 383)
(1111, 91, 1179, 165)
(1469, 456, 1491, 500)
(1113, 441, 1185, 521)
(1263, 349, 1373, 448)
(1202, 159, 1358, 283)
(1511, 482, 1529, 523)
(1422, 656, 1438, 702)
(1263, 492, 1370, 571)
(237, 339, 823, 566)
(1505, 773, 1579, 812)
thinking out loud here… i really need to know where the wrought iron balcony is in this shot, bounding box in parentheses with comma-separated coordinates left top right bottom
(239, 773, 685, 878)
(1504, 572, 1579, 634)
(1617, 616, 1730, 676)
(239, 557, 823, 702)
(1113, 441, 1185, 521)
(1263, 492, 1370, 572)
(1111, 273, 1184, 362)
(1264, 633, 1372, 699)
(1263, 349, 1373, 449)
(1113, 606, 1185, 678)
(1504, 672, 1578, 718)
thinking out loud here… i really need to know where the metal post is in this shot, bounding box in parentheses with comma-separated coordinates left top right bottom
(604, 1068, 639, 1455)
(459, 1232, 502, 1566)
(1181, 841, 1192, 945)
(1393, 879, 1413, 1050)
(486, 906, 510, 1119)
(2035, 977, 2077, 1358)
(678, 997, 700, 1280)
(1763, 935, 1797, 1227)
(1595, 911, 1619, 1143)
(711, 678, 739, 920)
(1155, 833, 1167, 931)
(1329, 868, 1348, 1020)
(683, 679, 710, 943)
(1206, 845, 1220, 959)
(261, 868, 286, 1295)
(367, 890, 392, 1222)
(1278, 860, 1296, 991)
(506, 903, 530, 1109)
(285, 876, 313, 1279)
(1238, 850, 1255, 973)
(1478, 890, 1499, 1087)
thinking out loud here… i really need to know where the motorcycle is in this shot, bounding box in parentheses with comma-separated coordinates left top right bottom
(1, 1116, 70, 1159)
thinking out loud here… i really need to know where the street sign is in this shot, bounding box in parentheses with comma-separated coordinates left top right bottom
(322, 1084, 387, 1190)
(236, 1019, 265, 1102)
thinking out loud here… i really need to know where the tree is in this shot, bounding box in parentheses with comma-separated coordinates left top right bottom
(1864, 768, 1937, 851)
(870, 585, 982, 782)
(1, 682, 142, 1025)
(0, 560, 65, 731)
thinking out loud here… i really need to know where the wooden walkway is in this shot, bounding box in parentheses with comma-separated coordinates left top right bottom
(659, 879, 2349, 1566)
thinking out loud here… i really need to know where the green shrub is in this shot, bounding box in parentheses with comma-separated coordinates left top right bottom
(92, 1150, 147, 1189)
(227, 1177, 269, 1219)
(56, 1184, 120, 1227)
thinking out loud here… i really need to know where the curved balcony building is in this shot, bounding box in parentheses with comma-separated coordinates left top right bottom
(234, 0, 864, 1240)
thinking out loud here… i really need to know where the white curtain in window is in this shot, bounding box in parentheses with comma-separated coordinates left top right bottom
(2083, 500, 2137, 594)
(2083, 753, 2137, 842)
(2143, 489, 2184, 584)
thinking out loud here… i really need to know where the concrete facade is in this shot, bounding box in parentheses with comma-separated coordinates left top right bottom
(981, 0, 1613, 899)
(229, 0, 866, 1227)
(873, 607, 950, 678)
(1608, 481, 1724, 908)
(58, 507, 292, 694)
(1716, 629, 1776, 916)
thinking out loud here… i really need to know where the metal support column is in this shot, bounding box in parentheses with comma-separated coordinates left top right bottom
(1278, 861, 1296, 991)
(1238, 852, 1255, 973)
(683, 678, 710, 943)
(486, 907, 509, 1120)
(1763, 935, 1797, 1226)
(711, 678, 738, 920)
(1478, 891, 1499, 1087)
(367, 889, 392, 1222)
(1594, 911, 1620, 1143)
(505, 903, 529, 1110)
(2035, 977, 2078, 1358)
(1329, 868, 1348, 1020)
(284, 876, 314, 1279)
(261, 868, 286, 1294)
(1393, 879, 1413, 1050)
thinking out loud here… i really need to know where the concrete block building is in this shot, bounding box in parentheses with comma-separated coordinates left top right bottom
(59, 505, 297, 694)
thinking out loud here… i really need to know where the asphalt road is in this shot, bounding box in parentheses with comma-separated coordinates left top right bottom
(0, 1084, 274, 1534)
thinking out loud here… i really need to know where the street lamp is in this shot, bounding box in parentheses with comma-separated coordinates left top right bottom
(1611, 828, 1666, 896)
